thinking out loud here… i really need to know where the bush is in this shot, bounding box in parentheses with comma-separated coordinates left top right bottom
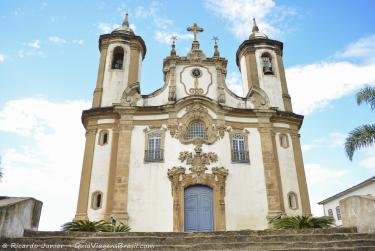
(270, 215, 334, 229)
(61, 220, 131, 232)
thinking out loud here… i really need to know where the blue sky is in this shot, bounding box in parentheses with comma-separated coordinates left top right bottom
(0, 0, 374, 230)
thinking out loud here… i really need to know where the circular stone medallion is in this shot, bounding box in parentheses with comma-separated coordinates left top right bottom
(191, 68, 202, 78)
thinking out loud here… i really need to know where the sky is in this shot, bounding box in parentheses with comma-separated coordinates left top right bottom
(0, 0, 374, 231)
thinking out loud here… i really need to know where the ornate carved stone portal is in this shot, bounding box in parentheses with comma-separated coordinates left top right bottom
(167, 144, 228, 231)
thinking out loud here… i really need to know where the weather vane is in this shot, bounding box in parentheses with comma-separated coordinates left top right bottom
(212, 36, 219, 46)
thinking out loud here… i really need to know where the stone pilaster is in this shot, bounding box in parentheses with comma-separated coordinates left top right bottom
(110, 111, 134, 224)
(257, 112, 285, 221)
(290, 131, 312, 215)
(74, 126, 97, 221)
(128, 43, 141, 85)
(276, 53, 293, 112)
(245, 49, 260, 90)
(92, 45, 108, 108)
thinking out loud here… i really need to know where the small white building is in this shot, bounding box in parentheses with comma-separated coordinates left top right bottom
(318, 176, 375, 226)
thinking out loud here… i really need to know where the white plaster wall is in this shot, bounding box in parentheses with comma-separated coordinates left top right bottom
(256, 49, 285, 110)
(134, 114, 169, 120)
(127, 121, 269, 231)
(223, 89, 251, 109)
(225, 116, 258, 123)
(275, 133, 302, 216)
(240, 56, 249, 96)
(273, 123, 290, 128)
(101, 43, 131, 107)
(322, 182, 375, 226)
(175, 65, 217, 101)
(87, 129, 112, 220)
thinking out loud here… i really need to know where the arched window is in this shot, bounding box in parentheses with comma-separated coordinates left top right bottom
(91, 191, 103, 210)
(185, 121, 208, 140)
(336, 206, 341, 220)
(288, 192, 298, 210)
(279, 133, 289, 148)
(261, 53, 273, 75)
(98, 130, 109, 145)
(328, 209, 333, 217)
(145, 132, 163, 161)
(111, 46, 124, 69)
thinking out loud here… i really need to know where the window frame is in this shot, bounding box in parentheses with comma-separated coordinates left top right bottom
(185, 120, 208, 141)
(336, 206, 342, 220)
(287, 191, 299, 210)
(229, 129, 250, 164)
(260, 52, 274, 75)
(144, 127, 166, 163)
(279, 133, 290, 148)
(328, 209, 334, 217)
(98, 129, 109, 146)
(111, 46, 125, 70)
(91, 191, 103, 210)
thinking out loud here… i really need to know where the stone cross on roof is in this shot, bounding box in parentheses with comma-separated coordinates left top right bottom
(187, 23, 204, 42)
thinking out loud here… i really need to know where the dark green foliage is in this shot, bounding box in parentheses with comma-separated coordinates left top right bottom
(270, 215, 334, 229)
(345, 86, 375, 160)
(61, 220, 131, 232)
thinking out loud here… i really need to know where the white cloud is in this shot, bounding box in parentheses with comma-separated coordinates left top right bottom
(97, 23, 120, 34)
(27, 40, 41, 49)
(17, 49, 44, 58)
(359, 147, 375, 171)
(226, 72, 243, 96)
(73, 39, 84, 45)
(335, 34, 375, 64)
(0, 98, 90, 230)
(204, 0, 294, 39)
(301, 132, 348, 152)
(154, 31, 193, 44)
(154, 17, 173, 29)
(305, 163, 348, 186)
(0, 54, 5, 62)
(287, 62, 375, 114)
(49, 36, 66, 45)
(135, 1, 161, 18)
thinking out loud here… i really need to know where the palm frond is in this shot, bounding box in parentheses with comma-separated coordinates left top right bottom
(345, 124, 375, 160)
(271, 215, 334, 229)
(61, 220, 112, 232)
(356, 86, 375, 111)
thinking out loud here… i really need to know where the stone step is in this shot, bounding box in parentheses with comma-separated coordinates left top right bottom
(23, 227, 358, 238)
(1, 238, 375, 251)
(9, 233, 375, 245)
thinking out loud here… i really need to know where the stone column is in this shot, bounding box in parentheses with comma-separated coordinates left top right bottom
(245, 49, 260, 90)
(74, 126, 97, 221)
(257, 113, 285, 221)
(290, 131, 311, 215)
(92, 44, 108, 108)
(110, 111, 134, 224)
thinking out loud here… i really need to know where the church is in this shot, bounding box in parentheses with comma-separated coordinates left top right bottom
(74, 14, 311, 232)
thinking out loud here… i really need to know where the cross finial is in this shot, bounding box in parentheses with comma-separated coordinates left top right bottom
(171, 35, 178, 45)
(212, 36, 219, 46)
(187, 23, 204, 42)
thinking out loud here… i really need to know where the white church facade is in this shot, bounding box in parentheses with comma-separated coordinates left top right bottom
(74, 15, 311, 232)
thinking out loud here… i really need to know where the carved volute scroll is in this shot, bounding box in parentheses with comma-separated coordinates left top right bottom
(167, 144, 228, 232)
(169, 103, 226, 145)
(121, 82, 141, 106)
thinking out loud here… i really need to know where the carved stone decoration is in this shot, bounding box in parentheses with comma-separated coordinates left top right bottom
(121, 82, 141, 106)
(168, 86, 176, 102)
(170, 104, 225, 145)
(246, 87, 270, 109)
(180, 66, 213, 96)
(167, 145, 228, 232)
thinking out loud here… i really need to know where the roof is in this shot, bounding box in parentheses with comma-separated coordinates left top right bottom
(318, 176, 375, 205)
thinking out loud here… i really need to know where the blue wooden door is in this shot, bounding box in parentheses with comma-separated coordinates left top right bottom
(184, 185, 214, 232)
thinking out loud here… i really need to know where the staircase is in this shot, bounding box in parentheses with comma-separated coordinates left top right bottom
(1, 227, 375, 250)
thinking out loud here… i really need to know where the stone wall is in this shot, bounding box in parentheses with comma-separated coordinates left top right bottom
(340, 195, 375, 233)
(0, 197, 42, 238)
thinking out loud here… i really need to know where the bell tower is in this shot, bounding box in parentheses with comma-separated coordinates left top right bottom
(92, 13, 146, 108)
(236, 19, 292, 112)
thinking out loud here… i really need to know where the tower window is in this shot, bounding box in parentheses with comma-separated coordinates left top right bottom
(279, 134, 289, 148)
(261, 53, 273, 75)
(232, 134, 249, 163)
(336, 206, 342, 220)
(185, 121, 208, 140)
(112, 46, 124, 69)
(287, 192, 298, 210)
(145, 132, 163, 162)
(98, 130, 109, 145)
(91, 191, 103, 210)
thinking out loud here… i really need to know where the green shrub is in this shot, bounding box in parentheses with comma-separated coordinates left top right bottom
(270, 215, 334, 229)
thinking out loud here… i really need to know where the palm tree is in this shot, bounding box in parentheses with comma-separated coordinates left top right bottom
(270, 215, 334, 229)
(345, 86, 375, 161)
(61, 220, 131, 232)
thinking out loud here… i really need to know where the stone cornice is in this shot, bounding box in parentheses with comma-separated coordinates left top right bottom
(99, 33, 146, 59)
